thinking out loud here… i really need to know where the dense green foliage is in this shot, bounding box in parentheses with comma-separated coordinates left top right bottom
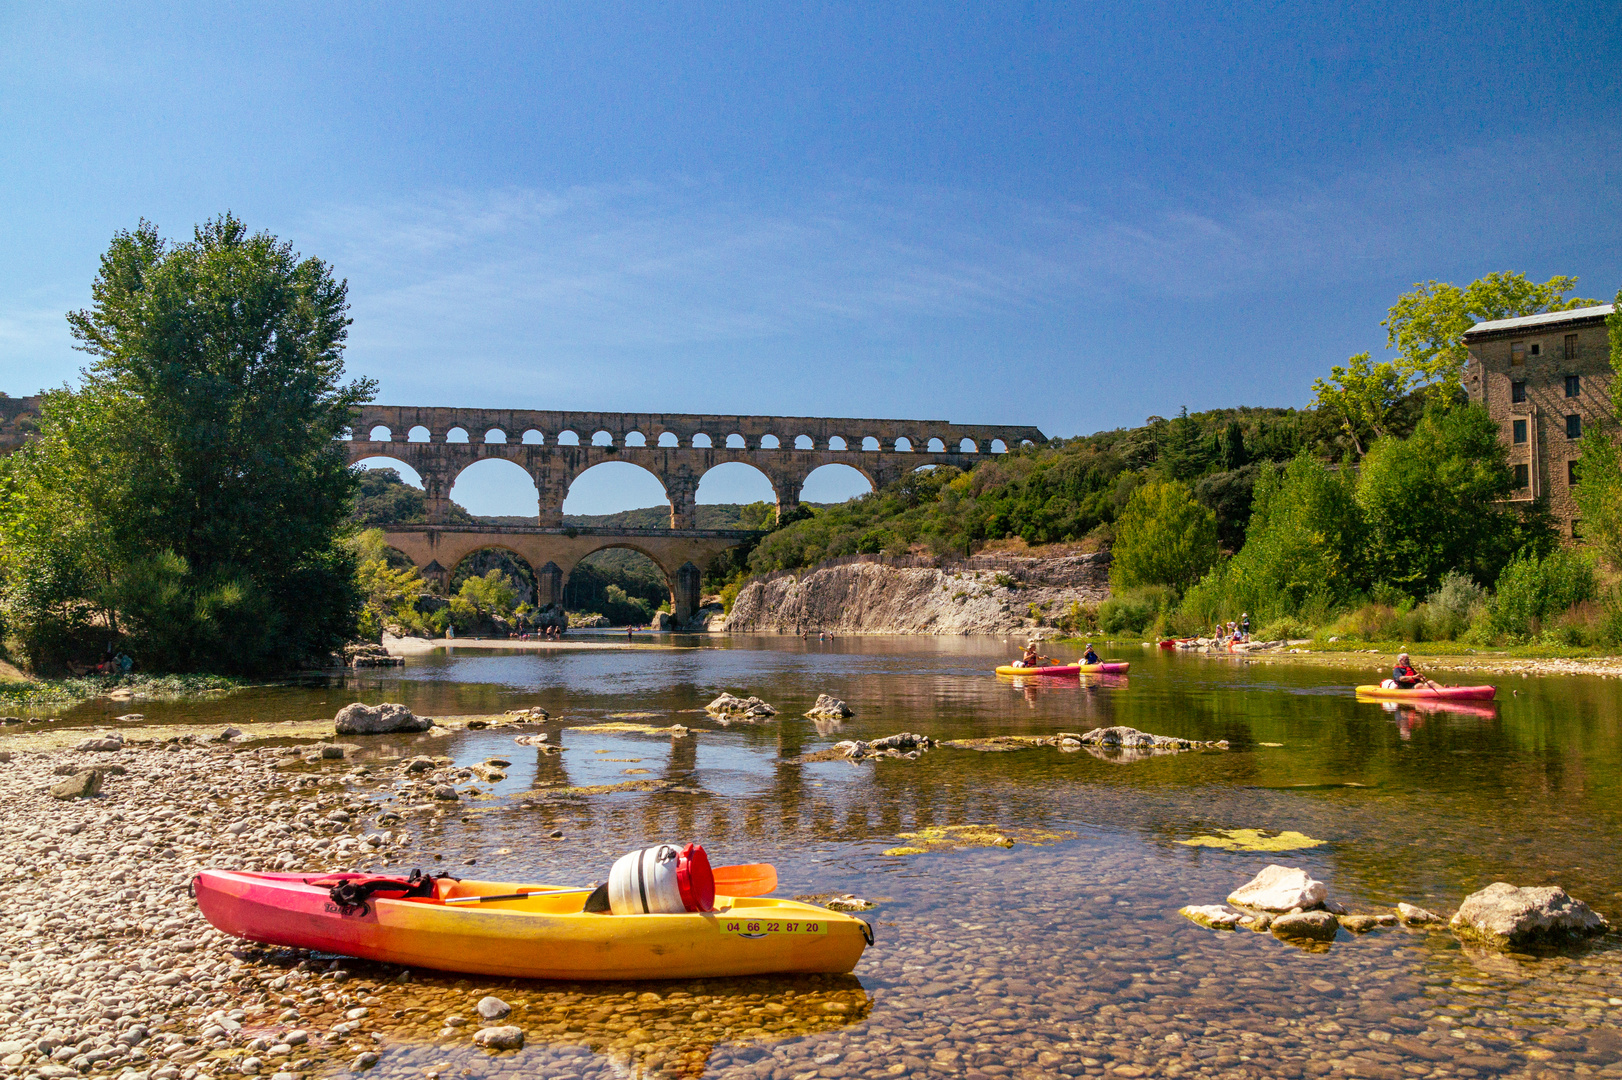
(0, 216, 373, 674)
(1573, 289, 1622, 571)
(1108, 480, 1217, 591)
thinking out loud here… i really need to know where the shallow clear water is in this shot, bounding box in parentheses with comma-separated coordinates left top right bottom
(68, 637, 1622, 1075)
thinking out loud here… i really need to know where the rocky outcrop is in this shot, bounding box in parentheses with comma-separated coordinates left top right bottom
(1227, 865, 1329, 913)
(724, 554, 1110, 634)
(805, 694, 854, 720)
(1078, 726, 1228, 761)
(705, 694, 778, 720)
(333, 702, 433, 735)
(1450, 883, 1609, 948)
(1270, 910, 1339, 942)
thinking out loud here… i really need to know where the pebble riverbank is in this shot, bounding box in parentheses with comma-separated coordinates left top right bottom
(4, 707, 1622, 1080)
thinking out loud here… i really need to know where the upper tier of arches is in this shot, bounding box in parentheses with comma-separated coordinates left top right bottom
(348, 408, 1042, 455)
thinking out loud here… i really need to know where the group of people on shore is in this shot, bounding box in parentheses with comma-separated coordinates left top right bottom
(517, 625, 566, 641)
(1215, 613, 1251, 645)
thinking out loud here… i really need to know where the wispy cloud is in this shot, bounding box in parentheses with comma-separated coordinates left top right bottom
(300, 128, 1621, 385)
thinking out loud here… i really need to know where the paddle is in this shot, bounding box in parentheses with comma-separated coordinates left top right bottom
(442, 862, 779, 905)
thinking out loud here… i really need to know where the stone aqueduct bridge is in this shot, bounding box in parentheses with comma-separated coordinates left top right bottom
(350, 406, 1045, 621)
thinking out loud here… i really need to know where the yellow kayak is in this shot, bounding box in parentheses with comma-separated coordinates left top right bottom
(995, 661, 1130, 676)
(194, 870, 871, 980)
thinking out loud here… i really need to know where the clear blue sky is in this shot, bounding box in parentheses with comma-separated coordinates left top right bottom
(2, 2, 1618, 514)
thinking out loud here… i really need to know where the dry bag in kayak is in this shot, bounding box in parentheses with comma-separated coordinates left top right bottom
(607, 843, 716, 915)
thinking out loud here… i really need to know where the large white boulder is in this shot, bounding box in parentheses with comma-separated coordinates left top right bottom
(334, 702, 433, 735)
(1450, 883, 1608, 948)
(1227, 864, 1329, 912)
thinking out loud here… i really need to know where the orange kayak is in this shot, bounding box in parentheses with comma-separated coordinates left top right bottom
(193, 870, 871, 980)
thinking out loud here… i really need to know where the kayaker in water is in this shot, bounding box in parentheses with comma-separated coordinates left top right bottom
(1017, 641, 1051, 668)
(1081, 643, 1101, 665)
(1392, 653, 1434, 690)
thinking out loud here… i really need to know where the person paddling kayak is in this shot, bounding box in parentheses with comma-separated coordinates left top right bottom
(1392, 653, 1436, 691)
(1016, 641, 1051, 668)
(1081, 643, 1101, 666)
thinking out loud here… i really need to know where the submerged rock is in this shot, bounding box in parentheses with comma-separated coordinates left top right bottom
(804, 694, 854, 720)
(1180, 904, 1245, 930)
(1227, 865, 1329, 912)
(1450, 882, 1609, 948)
(1396, 902, 1446, 926)
(334, 702, 433, 735)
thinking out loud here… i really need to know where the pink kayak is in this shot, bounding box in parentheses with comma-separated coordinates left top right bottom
(1354, 684, 1496, 701)
(996, 662, 1131, 676)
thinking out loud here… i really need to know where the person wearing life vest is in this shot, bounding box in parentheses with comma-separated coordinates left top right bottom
(1081, 643, 1101, 665)
(1392, 652, 1430, 690)
(1017, 641, 1050, 668)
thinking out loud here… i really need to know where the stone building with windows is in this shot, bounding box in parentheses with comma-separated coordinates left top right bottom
(1462, 303, 1615, 538)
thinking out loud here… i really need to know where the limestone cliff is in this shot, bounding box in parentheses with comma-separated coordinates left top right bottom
(723, 553, 1110, 635)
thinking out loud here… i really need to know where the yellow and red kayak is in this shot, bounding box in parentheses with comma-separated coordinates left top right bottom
(1354, 684, 1496, 702)
(194, 870, 871, 980)
(996, 661, 1130, 676)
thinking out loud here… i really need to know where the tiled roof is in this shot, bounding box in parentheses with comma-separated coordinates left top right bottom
(1464, 303, 1614, 337)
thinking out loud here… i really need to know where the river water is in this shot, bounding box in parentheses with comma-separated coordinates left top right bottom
(65, 636, 1622, 1077)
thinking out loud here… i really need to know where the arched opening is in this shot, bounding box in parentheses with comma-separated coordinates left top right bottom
(759, 434, 781, 449)
(336, 427, 353, 441)
(563, 548, 670, 626)
(592, 430, 614, 447)
(862, 436, 880, 451)
(828, 436, 848, 451)
(562, 461, 670, 525)
(927, 438, 946, 452)
(692, 433, 713, 448)
(446, 426, 470, 444)
(1020, 439, 1036, 448)
(448, 458, 538, 518)
(522, 429, 544, 444)
(959, 438, 978, 453)
(991, 439, 1007, 453)
(624, 431, 648, 447)
(657, 432, 680, 447)
(485, 428, 507, 444)
(696, 462, 776, 523)
(795, 435, 814, 450)
(801, 463, 874, 504)
(725, 433, 746, 449)
(352, 459, 428, 525)
(407, 425, 432, 443)
(557, 430, 581, 446)
(368, 425, 392, 442)
(448, 547, 538, 632)
(895, 437, 913, 451)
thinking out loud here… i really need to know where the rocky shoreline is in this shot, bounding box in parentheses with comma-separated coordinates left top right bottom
(724, 554, 1109, 635)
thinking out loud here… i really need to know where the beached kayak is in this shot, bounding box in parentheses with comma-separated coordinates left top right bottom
(1354, 684, 1496, 702)
(996, 662, 1131, 676)
(193, 870, 871, 980)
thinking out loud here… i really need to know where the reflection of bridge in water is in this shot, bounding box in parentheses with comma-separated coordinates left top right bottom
(349, 406, 1044, 621)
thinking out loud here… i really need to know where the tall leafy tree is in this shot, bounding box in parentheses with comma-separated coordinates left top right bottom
(1573, 288, 1622, 569)
(1356, 404, 1550, 594)
(0, 215, 374, 672)
(1109, 479, 1218, 592)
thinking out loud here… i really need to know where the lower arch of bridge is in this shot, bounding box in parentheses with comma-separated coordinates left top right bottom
(562, 545, 673, 624)
(448, 458, 539, 518)
(354, 456, 425, 488)
(448, 546, 540, 608)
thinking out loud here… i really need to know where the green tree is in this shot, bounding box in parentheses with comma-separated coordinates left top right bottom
(1310, 352, 1409, 458)
(1573, 288, 1622, 569)
(350, 529, 427, 641)
(1188, 455, 1363, 622)
(1356, 404, 1547, 595)
(1109, 480, 1218, 592)
(1384, 272, 1597, 397)
(0, 215, 373, 673)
